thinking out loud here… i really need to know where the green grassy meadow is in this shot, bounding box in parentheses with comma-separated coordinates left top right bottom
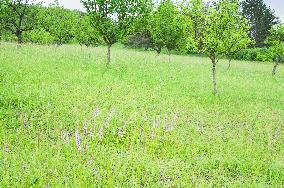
(0, 43, 284, 187)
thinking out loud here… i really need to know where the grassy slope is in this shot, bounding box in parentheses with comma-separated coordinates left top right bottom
(0, 43, 283, 187)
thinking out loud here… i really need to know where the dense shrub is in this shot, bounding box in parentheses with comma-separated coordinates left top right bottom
(234, 48, 274, 62)
(0, 32, 17, 42)
(23, 29, 55, 45)
(124, 32, 153, 50)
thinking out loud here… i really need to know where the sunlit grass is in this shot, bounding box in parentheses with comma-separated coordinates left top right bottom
(0, 43, 283, 187)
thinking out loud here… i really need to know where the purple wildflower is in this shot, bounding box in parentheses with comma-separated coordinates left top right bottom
(93, 168, 99, 176)
(105, 118, 109, 129)
(4, 144, 8, 153)
(109, 109, 115, 119)
(89, 154, 94, 164)
(83, 121, 88, 136)
(164, 119, 170, 132)
(155, 119, 160, 128)
(93, 108, 100, 117)
(93, 122, 97, 132)
(75, 130, 81, 152)
(151, 130, 155, 140)
(89, 129, 93, 139)
(24, 115, 28, 128)
(118, 128, 123, 138)
(169, 114, 178, 129)
(61, 132, 68, 143)
(164, 124, 170, 132)
(99, 128, 104, 141)
(169, 120, 174, 127)
(173, 113, 178, 122)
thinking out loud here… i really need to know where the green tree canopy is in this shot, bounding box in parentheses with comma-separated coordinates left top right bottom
(74, 15, 101, 47)
(43, 5, 80, 45)
(150, 0, 184, 59)
(125, 0, 153, 50)
(185, 0, 206, 52)
(188, 0, 251, 95)
(266, 23, 284, 75)
(81, 0, 150, 65)
(0, 0, 41, 44)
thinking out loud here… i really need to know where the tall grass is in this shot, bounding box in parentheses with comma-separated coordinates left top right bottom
(0, 43, 283, 187)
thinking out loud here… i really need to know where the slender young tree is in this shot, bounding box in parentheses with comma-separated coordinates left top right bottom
(188, 0, 251, 95)
(150, 0, 183, 61)
(0, 0, 41, 44)
(266, 24, 284, 76)
(81, 0, 149, 65)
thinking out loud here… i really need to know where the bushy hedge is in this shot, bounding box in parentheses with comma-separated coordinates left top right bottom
(0, 32, 17, 42)
(23, 29, 55, 45)
(0, 30, 55, 45)
(234, 48, 275, 62)
(123, 32, 152, 50)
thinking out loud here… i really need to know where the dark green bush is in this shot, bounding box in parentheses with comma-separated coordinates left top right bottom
(123, 32, 153, 50)
(234, 48, 274, 62)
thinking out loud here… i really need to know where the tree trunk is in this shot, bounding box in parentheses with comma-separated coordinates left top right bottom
(228, 58, 232, 69)
(155, 45, 161, 56)
(144, 45, 149, 51)
(107, 44, 111, 66)
(211, 55, 217, 95)
(16, 30, 23, 45)
(272, 61, 279, 76)
(18, 34, 23, 44)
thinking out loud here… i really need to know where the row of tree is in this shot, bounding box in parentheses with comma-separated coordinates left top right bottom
(0, 0, 283, 95)
(0, 0, 100, 46)
(78, 0, 284, 94)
